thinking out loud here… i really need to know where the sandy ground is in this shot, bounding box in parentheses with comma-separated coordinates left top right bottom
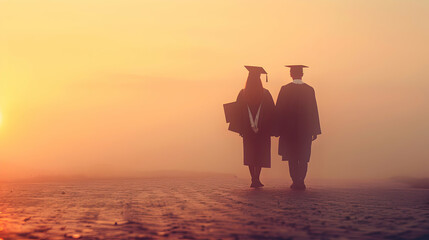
(0, 176, 428, 240)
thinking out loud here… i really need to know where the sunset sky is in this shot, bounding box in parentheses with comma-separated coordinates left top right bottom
(1, 0, 428, 181)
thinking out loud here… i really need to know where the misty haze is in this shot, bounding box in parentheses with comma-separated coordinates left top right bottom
(0, 1, 428, 240)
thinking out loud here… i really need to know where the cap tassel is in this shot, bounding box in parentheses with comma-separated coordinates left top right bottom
(266, 74, 268, 82)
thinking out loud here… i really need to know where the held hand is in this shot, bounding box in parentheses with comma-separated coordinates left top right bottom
(312, 135, 318, 141)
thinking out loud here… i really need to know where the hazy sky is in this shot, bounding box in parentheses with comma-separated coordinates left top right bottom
(1, 0, 429, 181)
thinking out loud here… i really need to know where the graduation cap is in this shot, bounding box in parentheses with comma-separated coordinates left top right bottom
(245, 65, 268, 82)
(285, 65, 309, 75)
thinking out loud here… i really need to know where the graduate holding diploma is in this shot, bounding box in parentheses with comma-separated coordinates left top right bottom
(224, 66, 275, 188)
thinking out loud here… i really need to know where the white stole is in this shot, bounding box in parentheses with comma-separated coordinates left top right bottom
(247, 104, 262, 133)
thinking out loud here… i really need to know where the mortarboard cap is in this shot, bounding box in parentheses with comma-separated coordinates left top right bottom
(245, 65, 268, 82)
(285, 65, 309, 75)
(285, 65, 309, 70)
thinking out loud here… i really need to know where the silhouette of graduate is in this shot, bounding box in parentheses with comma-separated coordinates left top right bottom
(276, 65, 321, 190)
(224, 66, 275, 188)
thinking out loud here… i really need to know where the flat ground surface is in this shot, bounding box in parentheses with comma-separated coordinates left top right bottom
(0, 177, 428, 240)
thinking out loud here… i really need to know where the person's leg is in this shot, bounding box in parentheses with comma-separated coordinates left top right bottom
(254, 166, 263, 186)
(293, 160, 308, 189)
(248, 165, 255, 181)
(298, 140, 311, 188)
(288, 161, 298, 186)
(300, 161, 308, 183)
(255, 166, 261, 179)
(249, 165, 260, 188)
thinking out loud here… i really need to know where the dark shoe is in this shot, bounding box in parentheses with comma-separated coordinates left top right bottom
(251, 180, 263, 188)
(295, 183, 306, 190)
(291, 182, 306, 190)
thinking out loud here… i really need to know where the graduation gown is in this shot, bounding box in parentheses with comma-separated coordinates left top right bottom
(276, 83, 321, 162)
(235, 89, 275, 168)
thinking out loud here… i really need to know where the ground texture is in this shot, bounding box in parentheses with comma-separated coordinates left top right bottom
(0, 177, 428, 239)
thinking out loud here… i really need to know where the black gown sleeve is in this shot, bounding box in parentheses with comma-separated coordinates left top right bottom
(231, 89, 245, 135)
(275, 86, 288, 136)
(310, 89, 321, 135)
(263, 90, 276, 136)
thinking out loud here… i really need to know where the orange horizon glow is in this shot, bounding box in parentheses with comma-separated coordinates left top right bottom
(1, 0, 429, 181)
